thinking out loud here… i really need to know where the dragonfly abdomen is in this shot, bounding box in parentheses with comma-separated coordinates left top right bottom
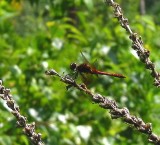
(91, 70, 126, 78)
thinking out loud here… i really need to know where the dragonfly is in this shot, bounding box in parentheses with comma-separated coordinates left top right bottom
(70, 52, 125, 80)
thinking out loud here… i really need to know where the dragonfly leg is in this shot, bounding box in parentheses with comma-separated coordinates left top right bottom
(74, 72, 79, 79)
(67, 71, 78, 80)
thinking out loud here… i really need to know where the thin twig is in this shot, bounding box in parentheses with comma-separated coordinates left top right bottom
(46, 69, 160, 145)
(0, 80, 44, 145)
(105, 0, 160, 87)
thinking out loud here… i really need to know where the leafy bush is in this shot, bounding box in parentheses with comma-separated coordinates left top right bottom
(0, 0, 160, 145)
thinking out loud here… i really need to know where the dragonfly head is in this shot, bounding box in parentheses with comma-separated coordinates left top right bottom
(70, 63, 77, 71)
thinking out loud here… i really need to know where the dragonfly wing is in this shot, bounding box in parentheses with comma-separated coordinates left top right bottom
(80, 51, 90, 64)
(79, 72, 93, 85)
(92, 59, 99, 69)
(80, 51, 98, 69)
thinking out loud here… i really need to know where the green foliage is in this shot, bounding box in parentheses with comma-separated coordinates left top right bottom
(0, 0, 160, 145)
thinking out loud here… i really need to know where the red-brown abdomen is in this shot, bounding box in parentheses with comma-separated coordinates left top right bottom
(91, 70, 125, 78)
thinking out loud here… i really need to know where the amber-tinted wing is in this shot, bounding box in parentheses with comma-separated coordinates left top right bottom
(79, 72, 95, 85)
(80, 51, 90, 64)
(80, 51, 98, 70)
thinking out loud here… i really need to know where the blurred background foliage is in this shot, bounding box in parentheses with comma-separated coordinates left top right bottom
(0, 0, 160, 145)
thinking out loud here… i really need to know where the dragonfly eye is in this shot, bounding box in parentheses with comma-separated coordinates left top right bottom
(70, 63, 77, 70)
